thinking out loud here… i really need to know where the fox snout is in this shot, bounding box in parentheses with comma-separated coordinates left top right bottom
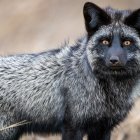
(106, 48, 127, 68)
(105, 40, 127, 69)
(109, 56, 120, 65)
(107, 55, 127, 69)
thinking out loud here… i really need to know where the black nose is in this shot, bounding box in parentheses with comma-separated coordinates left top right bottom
(110, 56, 119, 65)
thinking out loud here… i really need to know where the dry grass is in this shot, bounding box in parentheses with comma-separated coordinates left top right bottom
(0, 120, 31, 131)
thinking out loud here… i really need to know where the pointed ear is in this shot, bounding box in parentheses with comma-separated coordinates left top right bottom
(124, 9, 140, 34)
(83, 2, 111, 36)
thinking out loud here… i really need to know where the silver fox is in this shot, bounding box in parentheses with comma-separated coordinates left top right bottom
(0, 2, 140, 140)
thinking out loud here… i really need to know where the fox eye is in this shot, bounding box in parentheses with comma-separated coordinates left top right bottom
(101, 39, 110, 45)
(123, 40, 132, 47)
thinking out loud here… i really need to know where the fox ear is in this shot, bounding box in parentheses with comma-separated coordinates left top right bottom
(83, 2, 111, 36)
(124, 9, 140, 34)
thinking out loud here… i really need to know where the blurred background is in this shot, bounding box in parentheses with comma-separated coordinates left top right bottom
(0, 0, 140, 140)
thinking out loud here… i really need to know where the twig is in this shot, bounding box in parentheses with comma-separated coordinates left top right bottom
(0, 120, 31, 131)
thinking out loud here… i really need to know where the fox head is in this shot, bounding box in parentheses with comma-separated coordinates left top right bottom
(84, 2, 140, 77)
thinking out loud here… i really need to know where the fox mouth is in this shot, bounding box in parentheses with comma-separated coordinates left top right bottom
(109, 66, 125, 70)
(93, 58, 139, 77)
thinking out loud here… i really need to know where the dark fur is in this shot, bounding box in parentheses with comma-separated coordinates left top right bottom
(0, 2, 140, 140)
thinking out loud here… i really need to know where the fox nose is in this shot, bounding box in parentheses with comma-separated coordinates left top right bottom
(110, 56, 119, 65)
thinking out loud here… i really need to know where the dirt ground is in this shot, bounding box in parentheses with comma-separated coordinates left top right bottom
(0, 0, 140, 140)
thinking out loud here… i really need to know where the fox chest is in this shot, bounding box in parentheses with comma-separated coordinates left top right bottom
(65, 85, 133, 126)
